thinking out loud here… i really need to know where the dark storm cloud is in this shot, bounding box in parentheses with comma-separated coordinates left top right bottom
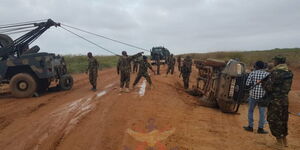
(1, 0, 300, 55)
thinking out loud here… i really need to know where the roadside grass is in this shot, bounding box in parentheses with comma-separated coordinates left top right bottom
(179, 48, 300, 69)
(63, 48, 300, 73)
(64, 55, 118, 73)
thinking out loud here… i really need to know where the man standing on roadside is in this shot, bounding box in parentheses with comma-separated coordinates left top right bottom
(132, 58, 139, 73)
(153, 53, 161, 75)
(86, 52, 99, 91)
(243, 61, 269, 134)
(117, 51, 143, 92)
(166, 54, 176, 75)
(180, 56, 192, 89)
(263, 56, 293, 148)
(177, 56, 182, 71)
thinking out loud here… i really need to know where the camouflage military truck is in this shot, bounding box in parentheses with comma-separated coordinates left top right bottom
(191, 58, 248, 113)
(150, 46, 170, 65)
(0, 19, 73, 98)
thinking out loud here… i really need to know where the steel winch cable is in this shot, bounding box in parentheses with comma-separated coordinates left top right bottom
(3, 29, 34, 35)
(0, 26, 36, 34)
(60, 26, 119, 56)
(0, 19, 47, 28)
(61, 23, 150, 52)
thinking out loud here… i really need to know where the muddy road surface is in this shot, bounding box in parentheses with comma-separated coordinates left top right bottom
(0, 67, 299, 150)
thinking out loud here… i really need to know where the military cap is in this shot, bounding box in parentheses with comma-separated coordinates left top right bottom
(122, 51, 127, 56)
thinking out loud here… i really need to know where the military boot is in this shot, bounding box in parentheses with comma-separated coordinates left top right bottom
(92, 85, 97, 91)
(283, 136, 288, 147)
(271, 138, 284, 150)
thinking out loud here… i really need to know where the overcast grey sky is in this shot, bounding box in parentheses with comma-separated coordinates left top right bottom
(1, 0, 300, 55)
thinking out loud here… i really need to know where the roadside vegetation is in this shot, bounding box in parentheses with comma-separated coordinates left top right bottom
(64, 55, 118, 73)
(180, 48, 300, 69)
(63, 48, 300, 73)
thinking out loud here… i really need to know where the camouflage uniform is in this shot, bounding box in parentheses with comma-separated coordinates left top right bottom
(166, 55, 176, 75)
(153, 54, 161, 75)
(117, 52, 142, 88)
(263, 56, 293, 140)
(180, 56, 192, 89)
(87, 57, 99, 89)
(133, 58, 154, 87)
(177, 56, 182, 71)
(132, 59, 139, 73)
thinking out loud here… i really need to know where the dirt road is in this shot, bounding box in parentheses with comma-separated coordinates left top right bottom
(0, 66, 299, 150)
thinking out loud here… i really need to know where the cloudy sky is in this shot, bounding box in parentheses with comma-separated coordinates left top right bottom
(1, 0, 300, 55)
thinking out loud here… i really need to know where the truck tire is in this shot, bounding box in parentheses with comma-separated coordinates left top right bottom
(59, 74, 73, 90)
(10, 73, 37, 98)
(0, 34, 13, 48)
(217, 99, 238, 113)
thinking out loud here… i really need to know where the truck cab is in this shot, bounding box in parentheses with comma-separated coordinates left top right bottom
(150, 46, 170, 65)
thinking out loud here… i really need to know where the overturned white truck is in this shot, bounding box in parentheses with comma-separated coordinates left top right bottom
(191, 58, 248, 113)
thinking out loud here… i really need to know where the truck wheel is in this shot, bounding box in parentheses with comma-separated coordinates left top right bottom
(0, 34, 13, 48)
(10, 73, 37, 98)
(217, 99, 238, 113)
(59, 74, 73, 90)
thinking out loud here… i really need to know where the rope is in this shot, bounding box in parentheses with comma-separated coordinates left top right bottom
(60, 26, 119, 56)
(62, 24, 150, 52)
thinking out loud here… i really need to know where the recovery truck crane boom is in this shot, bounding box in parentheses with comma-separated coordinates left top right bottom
(0, 19, 73, 98)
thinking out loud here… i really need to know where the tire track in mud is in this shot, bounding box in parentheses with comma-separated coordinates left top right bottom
(0, 69, 119, 150)
(0, 82, 117, 150)
(0, 69, 116, 132)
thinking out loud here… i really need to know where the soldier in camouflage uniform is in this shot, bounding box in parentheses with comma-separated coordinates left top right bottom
(263, 56, 293, 148)
(177, 56, 182, 71)
(133, 56, 155, 88)
(180, 56, 192, 89)
(132, 58, 139, 73)
(153, 53, 161, 75)
(117, 51, 143, 92)
(166, 54, 176, 75)
(87, 52, 99, 91)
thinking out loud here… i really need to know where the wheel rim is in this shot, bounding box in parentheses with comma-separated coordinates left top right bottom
(18, 81, 28, 91)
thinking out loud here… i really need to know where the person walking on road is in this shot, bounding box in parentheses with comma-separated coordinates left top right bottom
(133, 56, 155, 88)
(180, 56, 192, 89)
(263, 56, 293, 148)
(243, 61, 269, 134)
(117, 51, 143, 92)
(153, 53, 161, 75)
(177, 56, 182, 71)
(132, 58, 139, 73)
(86, 52, 99, 91)
(166, 54, 176, 75)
